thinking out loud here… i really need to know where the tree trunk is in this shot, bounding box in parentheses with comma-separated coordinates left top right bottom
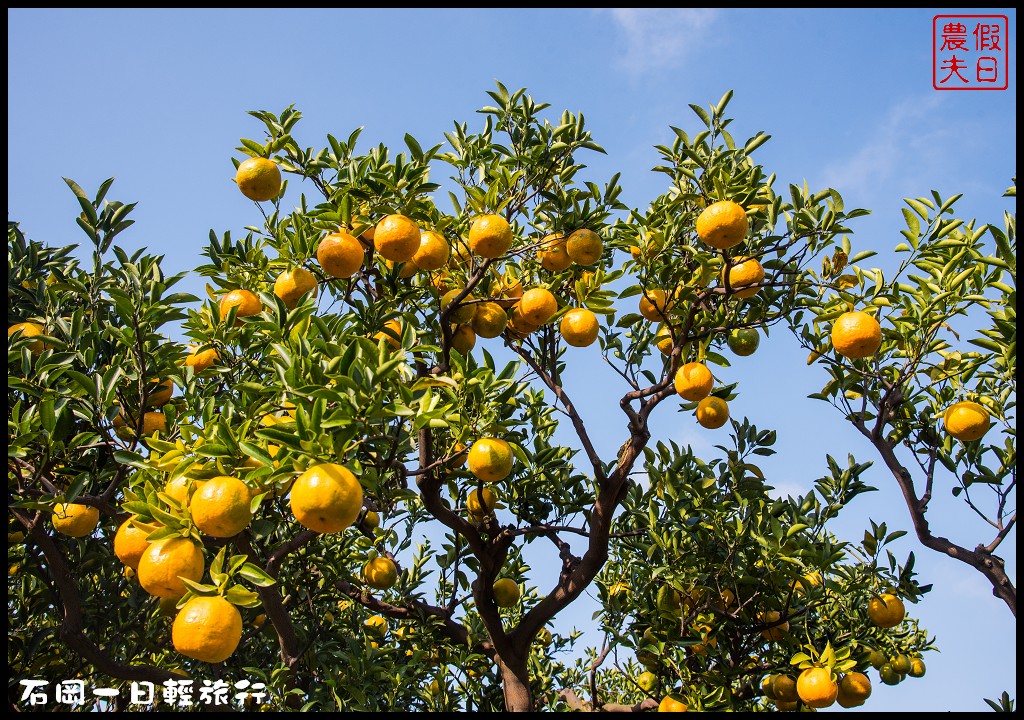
(498, 652, 534, 712)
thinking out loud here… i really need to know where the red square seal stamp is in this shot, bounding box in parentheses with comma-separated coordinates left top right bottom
(933, 15, 1009, 90)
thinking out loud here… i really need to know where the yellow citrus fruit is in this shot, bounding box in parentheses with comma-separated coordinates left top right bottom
(413, 230, 450, 271)
(831, 311, 882, 359)
(943, 401, 991, 442)
(696, 200, 748, 250)
(138, 411, 167, 436)
(164, 476, 201, 507)
(384, 257, 417, 279)
(674, 362, 714, 401)
(441, 289, 477, 325)
(607, 582, 630, 607)
(796, 667, 838, 709)
(471, 302, 508, 339)
(759, 609, 789, 640)
(351, 214, 376, 243)
(450, 325, 476, 355)
(274, 267, 318, 310)
(639, 289, 672, 322)
(235, 157, 281, 202)
(867, 592, 905, 628)
(537, 627, 553, 647)
(113, 517, 151, 570)
(889, 653, 912, 675)
(468, 214, 513, 258)
(290, 463, 363, 534)
(365, 615, 388, 636)
(538, 233, 572, 272)
(761, 675, 778, 700)
(317, 231, 365, 278)
(220, 289, 262, 325)
(172, 595, 242, 663)
(657, 694, 688, 712)
(467, 487, 498, 517)
(137, 537, 205, 599)
(655, 325, 674, 355)
(374, 319, 404, 350)
(721, 256, 764, 299)
(8, 321, 46, 354)
(362, 557, 399, 590)
(638, 670, 658, 693)
(696, 396, 729, 429)
(374, 214, 421, 263)
(908, 657, 926, 678)
(190, 475, 253, 538)
(507, 305, 540, 337)
(492, 577, 521, 607)
(468, 438, 514, 483)
(495, 274, 524, 309)
(772, 674, 799, 703)
(560, 308, 600, 347)
(361, 509, 381, 530)
(566, 228, 603, 265)
(518, 288, 558, 325)
(836, 671, 872, 708)
(52, 503, 100, 538)
(185, 346, 220, 373)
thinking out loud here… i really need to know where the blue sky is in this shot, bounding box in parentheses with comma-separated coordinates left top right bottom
(8, 8, 1016, 712)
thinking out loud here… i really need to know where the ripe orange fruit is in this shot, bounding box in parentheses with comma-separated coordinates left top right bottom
(413, 230, 450, 271)
(469, 214, 514, 258)
(471, 302, 508, 339)
(797, 667, 838, 708)
(495, 273, 524, 309)
(172, 595, 242, 663)
(566, 228, 603, 265)
(441, 289, 477, 325)
(185, 345, 220, 373)
(235, 157, 281, 202)
(8, 321, 47, 354)
(908, 657, 926, 678)
(696, 396, 729, 429)
(943, 401, 991, 442)
(638, 289, 672, 322)
(507, 306, 540, 337)
(274, 266, 318, 309)
(144, 380, 174, 407)
(889, 653, 912, 675)
(190, 475, 253, 538)
(867, 592, 905, 628)
(52, 503, 100, 538)
(721, 256, 764, 298)
(374, 319, 404, 350)
(518, 288, 558, 325)
(560, 308, 600, 347)
(467, 487, 498, 518)
(772, 674, 799, 703)
(468, 438, 514, 483)
(365, 614, 388, 636)
(374, 214, 421, 262)
(761, 675, 778, 700)
(655, 325, 674, 355)
(137, 537, 205, 599)
(674, 362, 714, 401)
(727, 328, 760, 356)
(657, 694, 689, 712)
(220, 289, 262, 325)
(317, 231, 365, 278)
(492, 577, 520, 607)
(132, 411, 167, 436)
(113, 517, 151, 569)
(290, 464, 363, 534)
(538, 233, 572, 272)
(696, 200, 748, 250)
(759, 609, 789, 640)
(831, 310, 881, 359)
(362, 556, 399, 590)
(836, 671, 872, 708)
(450, 325, 476, 355)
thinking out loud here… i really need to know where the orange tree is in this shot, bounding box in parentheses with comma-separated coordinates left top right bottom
(9, 86, 944, 711)
(790, 182, 1016, 617)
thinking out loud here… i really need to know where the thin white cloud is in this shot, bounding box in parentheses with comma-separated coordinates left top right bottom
(603, 9, 718, 74)
(818, 94, 952, 196)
